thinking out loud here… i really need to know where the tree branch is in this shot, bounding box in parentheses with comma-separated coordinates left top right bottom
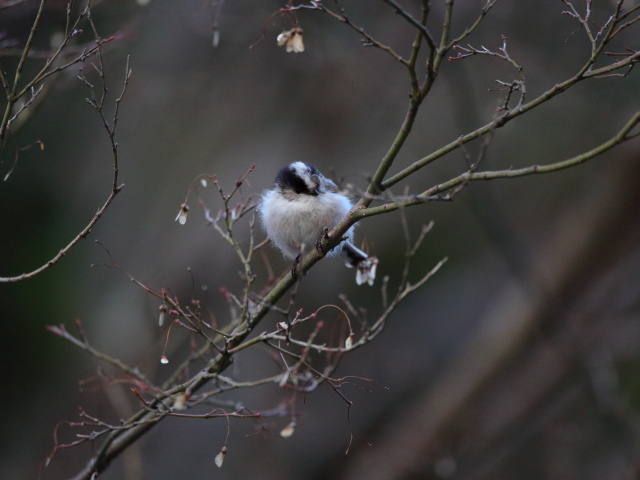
(354, 110, 640, 219)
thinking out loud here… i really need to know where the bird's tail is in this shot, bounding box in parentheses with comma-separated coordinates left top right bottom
(341, 241, 368, 267)
(341, 242, 378, 286)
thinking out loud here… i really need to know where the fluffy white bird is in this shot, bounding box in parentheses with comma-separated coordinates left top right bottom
(258, 162, 377, 285)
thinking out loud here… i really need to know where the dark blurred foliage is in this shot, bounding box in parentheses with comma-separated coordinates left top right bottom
(1, 1, 639, 479)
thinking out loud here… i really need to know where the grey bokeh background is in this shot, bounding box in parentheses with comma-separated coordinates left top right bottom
(1, 1, 639, 479)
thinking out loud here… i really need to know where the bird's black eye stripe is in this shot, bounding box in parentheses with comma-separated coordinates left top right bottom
(306, 163, 320, 176)
(276, 165, 313, 195)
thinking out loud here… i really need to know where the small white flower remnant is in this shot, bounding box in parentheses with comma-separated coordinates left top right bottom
(215, 446, 227, 468)
(175, 203, 189, 225)
(345, 334, 354, 349)
(172, 393, 187, 411)
(277, 27, 304, 53)
(277, 321, 289, 332)
(158, 304, 168, 326)
(355, 256, 378, 286)
(280, 420, 296, 438)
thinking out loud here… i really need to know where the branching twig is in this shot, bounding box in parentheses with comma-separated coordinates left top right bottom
(355, 109, 640, 219)
(47, 321, 156, 389)
(0, 2, 126, 283)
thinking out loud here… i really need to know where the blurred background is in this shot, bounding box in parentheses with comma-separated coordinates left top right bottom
(1, 1, 639, 479)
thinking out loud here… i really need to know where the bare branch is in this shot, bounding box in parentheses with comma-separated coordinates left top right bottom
(377, 49, 639, 193)
(355, 110, 640, 219)
(0, 52, 130, 282)
(382, 0, 436, 51)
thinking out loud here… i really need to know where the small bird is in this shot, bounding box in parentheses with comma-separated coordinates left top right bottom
(258, 161, 377, 285)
